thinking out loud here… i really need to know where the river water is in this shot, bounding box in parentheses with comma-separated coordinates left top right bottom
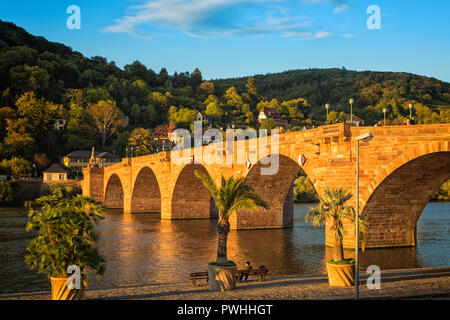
(0, 203, 449, 294)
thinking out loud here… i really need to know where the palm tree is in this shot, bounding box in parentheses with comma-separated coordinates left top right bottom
(195, 171, 269, 264)
(305, 188, 367, 262)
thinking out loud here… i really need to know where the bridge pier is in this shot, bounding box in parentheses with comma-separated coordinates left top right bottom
(230, 184, 294, 230)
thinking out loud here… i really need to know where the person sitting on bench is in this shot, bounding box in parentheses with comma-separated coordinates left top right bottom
(239, 261, 252, 281)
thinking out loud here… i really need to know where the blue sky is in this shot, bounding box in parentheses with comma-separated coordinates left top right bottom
(1, 0, 449, 82)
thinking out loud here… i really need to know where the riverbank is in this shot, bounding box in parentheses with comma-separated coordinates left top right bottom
(1, 266, 449, 300)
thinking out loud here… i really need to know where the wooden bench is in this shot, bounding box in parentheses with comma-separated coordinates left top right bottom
(236, 268, 269, 282)
(190, 272, 209, 287)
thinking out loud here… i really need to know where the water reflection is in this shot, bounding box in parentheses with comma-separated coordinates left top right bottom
(0, 202, 448, 293)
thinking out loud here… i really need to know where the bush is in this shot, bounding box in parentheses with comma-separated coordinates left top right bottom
(294, 175, 319, 203)
(24, 187, 106, 278)
(41, 182, 81, 198)
(0, 180, 24, 207)
(0, 157, 32, 177)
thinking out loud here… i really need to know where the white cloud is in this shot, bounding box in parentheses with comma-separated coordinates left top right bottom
(333, 3, 349, 14)
(103, 0, 338, 39)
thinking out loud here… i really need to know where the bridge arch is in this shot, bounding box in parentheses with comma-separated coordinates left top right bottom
(131, 167, 161, 213)
(231, 154, 313, 229)
(361, 150, 450, 248)
(104, 174, 124, 209)
(170, 164, 218, 219)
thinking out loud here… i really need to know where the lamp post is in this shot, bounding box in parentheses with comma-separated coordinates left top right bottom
(409, 103, 413, 119)
(355, 132, 374, 300)
(349, 99, 354, 125)
(131, 147, 134, 158)
(383, 108, 387, 126)
(325, 104, 330, 122)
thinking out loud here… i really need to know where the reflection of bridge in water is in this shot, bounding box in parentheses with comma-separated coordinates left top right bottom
(82, 123, 450, 249)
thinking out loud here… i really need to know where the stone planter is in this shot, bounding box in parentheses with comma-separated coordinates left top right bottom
(325, 263, 355, 287)
(50, 275, 86, 300)
(208, 264, 237, 292)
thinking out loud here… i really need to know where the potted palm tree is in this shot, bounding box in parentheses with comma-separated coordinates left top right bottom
(305, 188, 367, 287)
(24, 183, 106, 300)
(195, 171, 268, 292)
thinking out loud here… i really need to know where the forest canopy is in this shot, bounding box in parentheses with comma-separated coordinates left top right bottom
(0, 20, 449, 178)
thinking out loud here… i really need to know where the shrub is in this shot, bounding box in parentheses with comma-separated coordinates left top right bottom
(24, 187, 106, 278)
(0, 180, 24, 207)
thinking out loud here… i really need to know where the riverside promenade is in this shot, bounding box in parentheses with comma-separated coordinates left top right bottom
(1, 267, 449, 300)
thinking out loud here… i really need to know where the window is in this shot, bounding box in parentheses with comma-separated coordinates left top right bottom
(47, 174, 52, 181)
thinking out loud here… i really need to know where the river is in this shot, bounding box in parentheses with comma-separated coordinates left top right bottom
(0, 202, 449, 294)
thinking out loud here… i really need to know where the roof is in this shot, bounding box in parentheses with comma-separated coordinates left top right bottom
(64, 150, 99, 158)
(154, 124, 169, 135)
(168, 119, 175, 133)
(64, 150, 119, 159)
(44, 164, 68, 174)
(260, 107, 280, 118)
(97, 152, 120, 159)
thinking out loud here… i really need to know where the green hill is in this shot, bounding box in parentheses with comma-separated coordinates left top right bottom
(0, 20, 449, 170)
(214, 68, 450, 119)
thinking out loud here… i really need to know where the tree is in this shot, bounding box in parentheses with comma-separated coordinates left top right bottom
(87, 100, 125, 149)
(197, 81, 215, 97)
(130, 104, 141, 125)
(245, 77, 258, 98)
(15, 91, 61, 139)
(3, 118, 34, 157)
(0, 106, 16, 138)
(127, 128, 156, 156)
(260, 118, 276, 132)
(194, 171, 268, 264)
(0, 181, 24, 207)
(190, 68, 203, 89)
(0, 157, 32, 177)
(205, 95, 224, 122)
(140, 104, 157, 128)
(170, 108, 197, 129)
(305, 188, 367, 261)
(224, 87, 243, 109)
(293, 175, 318, 203)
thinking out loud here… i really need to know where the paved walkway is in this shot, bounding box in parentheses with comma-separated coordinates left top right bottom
(1, 267, 449, 300)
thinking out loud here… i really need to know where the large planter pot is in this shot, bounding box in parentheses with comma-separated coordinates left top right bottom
(325, 263, 355, 287)
(208, 264, 237, 292)
(50, 275, 86, 300)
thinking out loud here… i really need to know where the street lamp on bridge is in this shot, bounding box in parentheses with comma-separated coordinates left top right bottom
(349, 99, 354, 125)
(355, 132, 374, 300)
(325, 104, 330, 122)
(409, 103, 413, 119)
(383, 108, 387, 126)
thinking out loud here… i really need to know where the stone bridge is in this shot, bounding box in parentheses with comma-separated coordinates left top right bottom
(82, 123, 450, 249)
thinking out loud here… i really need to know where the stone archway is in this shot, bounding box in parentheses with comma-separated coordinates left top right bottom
(170, 164, 218, 219)
(230, 154, 306, 229)
(360, 151, 450, 248)
(104, 174, 124, 209)
(131, 167, 161, 213)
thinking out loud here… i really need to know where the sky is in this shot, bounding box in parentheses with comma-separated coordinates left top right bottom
(0, 0, 449, 82)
